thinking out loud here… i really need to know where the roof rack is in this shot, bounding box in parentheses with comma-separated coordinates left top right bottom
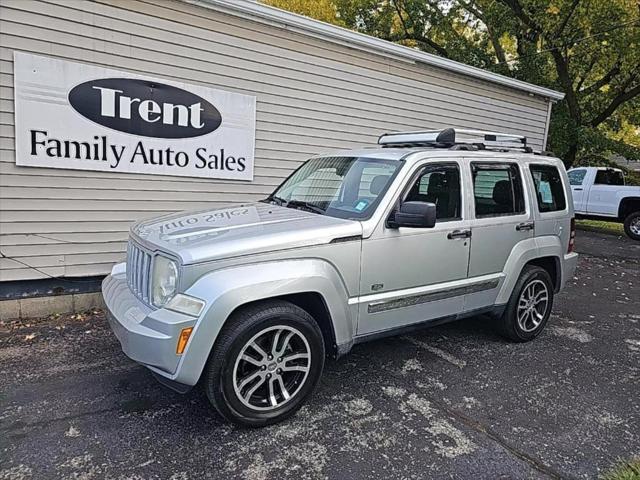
(377, 128, 532, 153)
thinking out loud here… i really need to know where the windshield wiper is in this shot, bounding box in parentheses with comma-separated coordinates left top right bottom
(265, 195, 325, 215)
(264, 195, 287, 206)
(283, 199, 326, 215)
(287, 200, 325, 214)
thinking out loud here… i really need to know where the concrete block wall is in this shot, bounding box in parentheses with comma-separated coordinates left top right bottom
(0, 293, 105, 321)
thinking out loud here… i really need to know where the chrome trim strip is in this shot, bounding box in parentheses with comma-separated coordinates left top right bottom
(348, 273, 503, 306)
(367, 279, 500, 314)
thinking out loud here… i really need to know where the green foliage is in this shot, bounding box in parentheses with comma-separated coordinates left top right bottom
(601, 458, 640, 480)
(262, 0, 640, 167)
(575, 219, 625, 236)
(577, 128, 640, 164)
(262, 0, 343, 25)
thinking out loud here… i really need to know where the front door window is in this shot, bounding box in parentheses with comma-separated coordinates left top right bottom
(568, 169, 587, 186)
(403, 164, 462, 221)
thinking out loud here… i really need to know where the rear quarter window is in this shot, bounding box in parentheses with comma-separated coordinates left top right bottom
(530, 164, 567, 213)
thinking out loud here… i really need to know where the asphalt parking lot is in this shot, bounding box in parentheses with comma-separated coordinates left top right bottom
(1, 229, 639, 480)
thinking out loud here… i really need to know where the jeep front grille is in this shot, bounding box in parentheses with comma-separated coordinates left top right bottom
(126, 241, 152, 303)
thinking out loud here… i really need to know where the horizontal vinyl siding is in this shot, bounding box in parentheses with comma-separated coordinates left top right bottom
(0, 0, 551, 282)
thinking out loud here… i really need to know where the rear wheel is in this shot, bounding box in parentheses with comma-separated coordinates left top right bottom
(498, 265, 554, 342)
(623, 211, 640, 241)
(203, 300, 325, 427)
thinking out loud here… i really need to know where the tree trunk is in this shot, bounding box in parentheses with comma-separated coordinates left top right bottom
(564, 141, 578, 169)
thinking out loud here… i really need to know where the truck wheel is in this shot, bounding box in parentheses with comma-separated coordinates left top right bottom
(203, 300, 325, 427)
(498, 265, 554, 342)
(623, 211, 640, 241)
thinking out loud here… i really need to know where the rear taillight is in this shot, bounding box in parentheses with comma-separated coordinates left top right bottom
(568, 217, 576, 253)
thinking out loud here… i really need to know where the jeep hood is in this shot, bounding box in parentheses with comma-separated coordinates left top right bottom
(131, 203, 362, 264)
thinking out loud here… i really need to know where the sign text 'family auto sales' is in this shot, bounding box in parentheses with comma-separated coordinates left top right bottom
(14, 53, 256, 180)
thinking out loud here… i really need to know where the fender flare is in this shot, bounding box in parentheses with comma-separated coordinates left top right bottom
(173, 258, 354, 386)
(495, 235, 563, 305)
(618, 196, 640, 219)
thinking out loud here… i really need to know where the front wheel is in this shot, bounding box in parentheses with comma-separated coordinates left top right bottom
(203, 300, 325, 427)
(623, 211, 640, 241)
(498, 265, 554, 342)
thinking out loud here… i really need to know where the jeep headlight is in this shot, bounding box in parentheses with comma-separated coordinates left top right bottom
(152, 255, 178, 307)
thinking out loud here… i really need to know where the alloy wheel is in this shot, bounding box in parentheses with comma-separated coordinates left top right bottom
(517, 279, 549, 333)
(232, 325, 311, 411)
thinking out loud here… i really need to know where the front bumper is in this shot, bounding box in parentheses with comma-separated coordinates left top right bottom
(102, 269, 196, 383)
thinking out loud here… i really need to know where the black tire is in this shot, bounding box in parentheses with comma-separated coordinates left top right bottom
(623, 211, 640, 241)
(498, 265, 554, 342)
(203, 300, 325, 427)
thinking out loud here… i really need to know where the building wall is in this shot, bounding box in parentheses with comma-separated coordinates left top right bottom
(0, 0, 552, 282)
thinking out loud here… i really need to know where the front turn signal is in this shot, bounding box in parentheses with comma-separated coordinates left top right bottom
(176, 327, 194, 355)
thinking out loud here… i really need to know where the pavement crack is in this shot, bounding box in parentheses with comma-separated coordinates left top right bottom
(424, 396, 577, 480)
(0, 405, 125, 434)
(384, 350, 575, 480)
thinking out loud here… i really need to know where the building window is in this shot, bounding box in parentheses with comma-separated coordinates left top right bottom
(472, 163, 525, 217)
(530, 164, 567, 212)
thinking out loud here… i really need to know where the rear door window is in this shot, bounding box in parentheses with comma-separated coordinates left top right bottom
(594, 169, 624, 186)
(471, 163, 525, 217)
(529, 164, 567, 212)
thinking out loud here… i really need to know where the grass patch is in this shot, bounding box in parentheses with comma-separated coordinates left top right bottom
(576, 219, 625, 236)
(601, 458, 640, 480)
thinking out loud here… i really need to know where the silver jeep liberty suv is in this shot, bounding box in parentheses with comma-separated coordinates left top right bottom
(103, 128, 578, 426)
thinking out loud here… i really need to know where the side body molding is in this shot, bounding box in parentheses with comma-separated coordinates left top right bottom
(495, 235, 564, 305)
(174, 259, 355, 386)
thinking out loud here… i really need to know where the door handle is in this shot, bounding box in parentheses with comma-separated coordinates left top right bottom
(447, 229, 471, 239)
(516, 222, 535, 231)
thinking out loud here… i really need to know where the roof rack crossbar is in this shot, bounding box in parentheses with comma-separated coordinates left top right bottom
(377, 128, 530, 152)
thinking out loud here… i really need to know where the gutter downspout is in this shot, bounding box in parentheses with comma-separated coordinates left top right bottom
(542, 100, 554, 151)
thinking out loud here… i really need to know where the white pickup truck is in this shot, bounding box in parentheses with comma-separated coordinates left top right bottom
(567, 166, 640, 240)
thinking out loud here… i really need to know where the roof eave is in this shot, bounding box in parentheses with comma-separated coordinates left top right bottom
(187, 0, 565, 101)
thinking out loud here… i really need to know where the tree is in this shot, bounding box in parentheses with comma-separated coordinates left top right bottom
(263, 0, 640, 167)
(499, 0, 640, 165)
(262, 0, 343, 25)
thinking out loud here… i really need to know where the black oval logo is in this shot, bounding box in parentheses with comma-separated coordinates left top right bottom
(68, 78, 222, 138)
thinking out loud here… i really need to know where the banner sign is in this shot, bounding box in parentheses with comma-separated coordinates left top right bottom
(14, 53, 256, 180)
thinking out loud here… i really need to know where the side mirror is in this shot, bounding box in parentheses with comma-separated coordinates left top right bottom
(393, 201, 437, 228)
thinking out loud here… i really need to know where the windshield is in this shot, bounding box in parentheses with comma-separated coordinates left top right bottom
(267, 156, 402, 220)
